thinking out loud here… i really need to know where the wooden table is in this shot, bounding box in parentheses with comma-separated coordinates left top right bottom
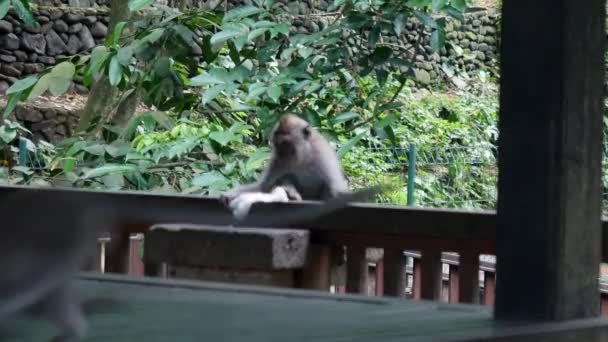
(5, 273, 608, 342)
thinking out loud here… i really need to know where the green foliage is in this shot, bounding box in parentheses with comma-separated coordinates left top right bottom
(1, 1, 508, 209)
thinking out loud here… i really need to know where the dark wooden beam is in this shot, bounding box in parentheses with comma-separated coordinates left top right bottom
(496, 0, 605, 321)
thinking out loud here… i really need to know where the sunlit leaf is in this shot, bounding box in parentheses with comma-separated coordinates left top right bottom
(6, 75, 38, 94)
(0, 0, 9, 19)
(128, 0, 154, 11)
(109, 56, 122, 86)
(223, 6, 264, 22)
(209, 130, 237, 146)
(267, 86, 282, 103)
(82, 164, 138, 179)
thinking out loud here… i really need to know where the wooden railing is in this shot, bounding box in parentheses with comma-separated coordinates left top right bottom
(3, 184, 608, 310)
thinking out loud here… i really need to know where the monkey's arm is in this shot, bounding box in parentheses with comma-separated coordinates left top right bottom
(220, 159, 284, 205)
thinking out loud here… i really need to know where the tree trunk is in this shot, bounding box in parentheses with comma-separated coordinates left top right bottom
(76, 0, 132, 133)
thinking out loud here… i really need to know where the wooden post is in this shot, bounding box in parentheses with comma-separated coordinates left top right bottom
(496, 0, 605, 321)
(383, 248, 405, 297)
(420, 249, 442, 300)
(458, 252, 480, 304)
(346, 245, 368, 294)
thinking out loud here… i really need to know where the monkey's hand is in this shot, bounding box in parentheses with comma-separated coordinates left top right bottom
(228, 187, 290, 221)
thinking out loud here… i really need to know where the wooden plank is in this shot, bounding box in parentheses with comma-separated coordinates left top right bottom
(383, 248, 405, 297)
(496, 0, 605, 320)
(413, 257, 422, 299)
(346, 245, 368, 294)
(12, 273, 608, 341)
(4, 184, 608, 261)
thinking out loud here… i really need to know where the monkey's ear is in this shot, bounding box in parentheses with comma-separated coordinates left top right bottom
(303, 125, 311, 138)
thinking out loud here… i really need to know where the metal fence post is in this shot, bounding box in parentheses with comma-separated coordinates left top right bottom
(18, 138, 27, 167)
(407, 144, 417, 206)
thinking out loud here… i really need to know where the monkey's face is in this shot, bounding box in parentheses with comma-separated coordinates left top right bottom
(271, 115, 312, 161)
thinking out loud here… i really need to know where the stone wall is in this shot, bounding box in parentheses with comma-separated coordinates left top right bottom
(0, 7, 109, 93)
(0, 3, 500, 93)
(0, 99, 80, 143)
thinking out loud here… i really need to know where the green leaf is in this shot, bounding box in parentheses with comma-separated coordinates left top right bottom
(223, 6, 264, 22)
(406, 0, 432, 7)
(3, 92, 20, 119)
(376, 69, 389, 87)
(209, 130, 236, 146)
(105, 140, 132, 158)
(393, 13, 406, 36)
(0, 125, 16, 143)
(245, 147, 271, 172)
(12, 0, 37, 28)
(432, 0, 447, 11)
(48, 62, 75, 96)
(227, 40, 241, 64)
(83, 144, 106, 156)
(445, 5, 465, 21)
(6, 75, 38, 94)
(189, 73, 226, 86)
(0, 0, 10, 19)
(82, 164, 138, 179)
(369, 46, 393, 65)
(210, 30, 242, 52)
(368, 25, 381, 49)
(452, 0, 467, 11)
(248, 27, 268, 41)
(267, 86, 282, 103)
(28, 74, 50, 100)
(108, 56, 122, 86)
(202, 84, 225, 104)
(128, 0, 154, 11)
(62, 158, 76, 173)
(431, 26, 446, 51)
(117, 46, 134, 66)
(101, 173, 125, 189)
(373, 113, 398, 129)
(108, 21, 127, 45)
(334, 111, 358, 123)
(191, 171, 229, 188)
(270, 22, 290, 38)
(414, 10, 436, 28)
(345, 11, 369, 29)
(337, 132, 366, 158)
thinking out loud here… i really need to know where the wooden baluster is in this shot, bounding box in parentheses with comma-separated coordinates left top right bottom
(483, 271, 496, 306)
(420, 249, 442, 300)
(383, 248, 405, 297)
(105, 226, 131, 274)
(413, 256, 422, 299)
(346, 245, 368, 294)
(375, 259, 384, 296)
(448, 264, 459, 303)
(128, 234, 145, 276)
(458, 252, 480, 304)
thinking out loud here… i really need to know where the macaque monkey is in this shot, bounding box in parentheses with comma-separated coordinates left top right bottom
(0, 190, 119, 342)
(221, 113, 353, 218)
